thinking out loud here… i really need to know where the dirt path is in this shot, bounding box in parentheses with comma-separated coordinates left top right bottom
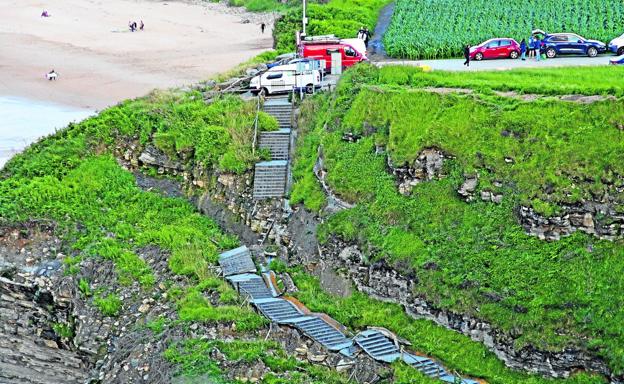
(0, 0, 276, 110)
(367, 1, 394, 61)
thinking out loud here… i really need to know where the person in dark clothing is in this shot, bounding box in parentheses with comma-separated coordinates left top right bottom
(520, 38, 527, 60)
(463, 44, 470, 66)
(261, 22, 266, 34)
(363, 26, 371, 47)
(140, 20, 144, 31)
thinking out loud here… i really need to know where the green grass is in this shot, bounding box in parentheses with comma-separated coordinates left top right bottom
(274, 0, 391, 52)
(165, 338, 353, 383)
(379, 64, 624, 97)
(384, 0, 624, 59)
(291, 65, 624, 374)
(94, 293, 123, 317)
(177, 288, 267, 332)
(52, 322, 75, 339)
(289, 270, 606, 384)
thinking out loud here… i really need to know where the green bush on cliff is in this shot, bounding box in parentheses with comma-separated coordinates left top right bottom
(273, 0, 391, 52)
(291, 64, 624, 375)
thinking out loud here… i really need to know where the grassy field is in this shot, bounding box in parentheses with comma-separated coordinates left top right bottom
(384, 0, 624, 59)
(380, 65, 624, 97)
(291, 64, 624, 375)
(273, 0, 391, 52)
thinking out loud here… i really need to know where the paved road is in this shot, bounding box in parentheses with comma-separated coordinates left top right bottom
(375, 55, 614, 71)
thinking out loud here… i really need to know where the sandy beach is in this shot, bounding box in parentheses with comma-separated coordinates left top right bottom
(0, 0, 276, 110)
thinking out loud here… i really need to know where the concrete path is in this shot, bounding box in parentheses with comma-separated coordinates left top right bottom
(375, 55, 613, 71)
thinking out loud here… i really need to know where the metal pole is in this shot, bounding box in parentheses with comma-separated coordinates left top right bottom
(302, 0, 307, 36)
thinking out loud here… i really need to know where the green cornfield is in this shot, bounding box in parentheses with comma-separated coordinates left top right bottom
(384, 0, 624, 59)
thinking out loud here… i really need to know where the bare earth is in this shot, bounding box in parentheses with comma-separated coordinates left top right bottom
(0, 0, 275, 110)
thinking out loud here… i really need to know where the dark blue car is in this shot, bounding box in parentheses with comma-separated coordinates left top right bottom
(540, 32, 607, 58)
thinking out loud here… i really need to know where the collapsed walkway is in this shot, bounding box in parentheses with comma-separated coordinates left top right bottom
(253, 96, 293, 199)
(218, 246, 480, 384)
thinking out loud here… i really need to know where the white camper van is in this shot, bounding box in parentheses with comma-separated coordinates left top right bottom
(250, 63, 321, 96)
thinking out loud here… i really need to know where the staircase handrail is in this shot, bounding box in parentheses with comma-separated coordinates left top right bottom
(252, 95, 261, 155)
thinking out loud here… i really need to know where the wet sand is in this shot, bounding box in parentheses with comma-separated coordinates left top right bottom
(0, 0, 275, 110)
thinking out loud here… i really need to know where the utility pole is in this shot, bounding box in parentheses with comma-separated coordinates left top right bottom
(302, 0, 307, 36)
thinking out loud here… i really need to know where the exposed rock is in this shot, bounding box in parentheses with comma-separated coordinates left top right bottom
(389, 148, 447, 195)
(0, 277, 88, 384)
(457, 175, 478, 201)
(519, 201, 624, 241)
(310, 239, 616, 381)
(138, 145, 184, 172)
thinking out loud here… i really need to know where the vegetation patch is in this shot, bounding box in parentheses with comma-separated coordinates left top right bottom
(384, 0, 624, 59)
(165, 338, 352, 383)
(288, 270, 606, 384)
(291, 64, 624, 374)
(274, 0, 391, 52)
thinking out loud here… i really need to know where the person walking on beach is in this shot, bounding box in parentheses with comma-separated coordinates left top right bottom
(46, 70, 58, 81)
(520, 38, 527, 60)
(140, 20, 144, 31)
(463, 44, 470, 67)
(41, 10, 50, 17)
(260, 22, 266, 34)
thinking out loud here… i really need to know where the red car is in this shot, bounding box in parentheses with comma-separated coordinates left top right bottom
(469, 38, 521, 60)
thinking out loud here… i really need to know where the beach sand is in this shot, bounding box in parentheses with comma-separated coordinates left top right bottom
(0, 0, 276, 110)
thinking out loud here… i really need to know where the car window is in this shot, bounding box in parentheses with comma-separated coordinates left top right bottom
(571, 34, 584, 42)
(267, 73, 283, 80)
(499, 39, 511, 47)
(551, 35, 568, 42)
(486, 40, 499, 48)
(344, 47, 356, 57)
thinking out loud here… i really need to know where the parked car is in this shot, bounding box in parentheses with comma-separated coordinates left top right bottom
(299, 37, 367, 72)
(609, 55, 624, 65)
(469, 38, 520, 60)
(539, 32, 607, 58)
(608, 33, 624, 56)
(249, 64, 321, 96)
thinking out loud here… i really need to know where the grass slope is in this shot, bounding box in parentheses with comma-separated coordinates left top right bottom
(274, 0, 391, 52)
(291, 64, 624, 374)
(384, 0, 624, 59)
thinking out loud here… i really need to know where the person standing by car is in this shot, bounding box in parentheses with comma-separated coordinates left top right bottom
(520, 38, 527, 60)
(535, 37, 541, 61)
(528, 35, 535, 58)
(463, 44, 470, 66)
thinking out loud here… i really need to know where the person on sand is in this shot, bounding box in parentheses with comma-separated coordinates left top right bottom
(41, 10, 50, 17)
(46, 70, 58, 81)
(129, 21, 137, 32)
(520, 38, 527, 61)
(463, 44, 470, 67)
(140, 20, 144, 31)
(260, 22, 266, 34)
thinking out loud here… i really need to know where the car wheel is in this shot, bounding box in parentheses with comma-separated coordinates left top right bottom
(546, 48, 557, 58)
(260, 87, 269, 97)
(618, 47, 624, 56)
(510, 50, 519, 59)
(587, 47, 598, 57)
(475, 52, 483, 61)
(305, 84, 314, 94)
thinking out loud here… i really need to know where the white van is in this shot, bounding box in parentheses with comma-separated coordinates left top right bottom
(250, 63, 321, 96)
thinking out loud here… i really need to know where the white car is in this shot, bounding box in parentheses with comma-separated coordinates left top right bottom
(250, 63, 321, 96)
(609, 33, 624, 56)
